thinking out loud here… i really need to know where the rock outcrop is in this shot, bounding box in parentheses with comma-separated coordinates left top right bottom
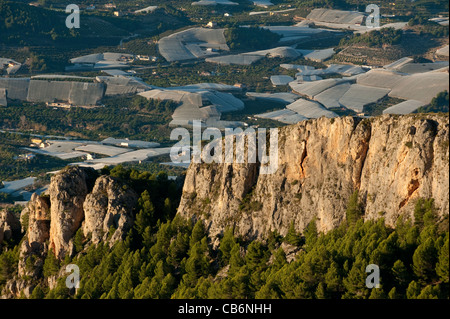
(0, 209, 21, 246)
(21, 167, 137, 260)
(83, 175, 137, 244)
(177, 114, 449, 240)
(2, 167, 139, 298)
(48, 167, 89, 259)
(10, 193, 51, 297)
(25, 193, 51, 245)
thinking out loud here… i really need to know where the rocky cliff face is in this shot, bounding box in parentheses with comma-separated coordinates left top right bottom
(1, 167, 138, 298)
(0, 209, 21, 246)
(177, 114, 449, 241)
(83, 175, 137, 245)
(43, 167, 136, 258)
(48, 168, 88, 259)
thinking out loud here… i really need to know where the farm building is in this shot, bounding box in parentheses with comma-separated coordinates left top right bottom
(0, 88, 7, 106)
(158, 28, 229, 62)
(0, 58, 22, 75)
(139, 88, 244, 128)
(26, 80, 105, 106)
(101, 137, 160, 148)
(0, 78, 30, 101)
(192, 0, 239, 5)
(256, 108, 308, 124)
(96, 76, 152, 95)
(382, 100, 426, 115)
(246, 92, 300, 104)
(286, 98, 337, 118)
(252, 0, 273, 7)
(66, 52, 134, 71)
(436, 45, 449, 57)
(206, 46, 303, 66)
(270, 75, 294, 86)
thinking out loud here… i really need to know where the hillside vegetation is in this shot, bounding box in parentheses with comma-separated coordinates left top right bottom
(0, 166, 448, 299)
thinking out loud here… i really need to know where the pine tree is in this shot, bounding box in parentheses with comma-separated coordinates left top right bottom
(117, 268, 134, 299)
(272, 248, 287, 269)
(342, 257, 370, 299)
(435, 234, 449, 283)
(160, 273, 177, 298)
(412, 238, 438, 282)
(346, 190, 364, 225)
(231, 265, 251, 298)
(133, 277, 151, 299)
(388, 287, 400, 299)
(195, 277, 213, 299)
(142, 226, 153, 248)
(406, 280, 421, 299)
(43, 249, 60, 278)
(229, 243, 244, 275)
(167, 232, 190, 268)
(163, 197, 172, 218)
(73, 228, 84, 254)
(255, 280, 282, 299)
(414, 198, 435, 229)
(417, 284, 440, 299)
(134, 190, 155, 235)
(304, 218, 318, 248)
(285, 222, 302, 246)
(190, 220, 206, 248)
(245, 241, 269, 271)
(219, 227, 236, 264)
(183, 239, 210, 287)
(315, 282, 327, 299)
(368, 286, 386, 299)
(29, 284, 46, 299)
(324, 261, 342, 296)
(392, 259, 409, 288)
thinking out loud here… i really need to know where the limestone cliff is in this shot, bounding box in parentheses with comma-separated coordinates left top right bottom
(83, 175, 137, 245)
(177, 114, 449, 241)
(0, 209, 21, 247)
(48, 167, 88, 259)
(44, 167, 137, 258)
(1, 167, 138, 298)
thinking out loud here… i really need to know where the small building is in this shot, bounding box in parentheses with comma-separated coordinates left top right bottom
(16, 153, 36, 161)
(114, 11, 123, 17)
(86, 5, 95, 10)
(46, 102, 72, 109)
(206, 21, 217, 28)
(105, 3, 116, 9)
(224, 13, 232, 17)
(137, 55, 150, 61)
(39, 142, 50, 148)
(119, 55, 134, 62)
(31, 138, 43, 145)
